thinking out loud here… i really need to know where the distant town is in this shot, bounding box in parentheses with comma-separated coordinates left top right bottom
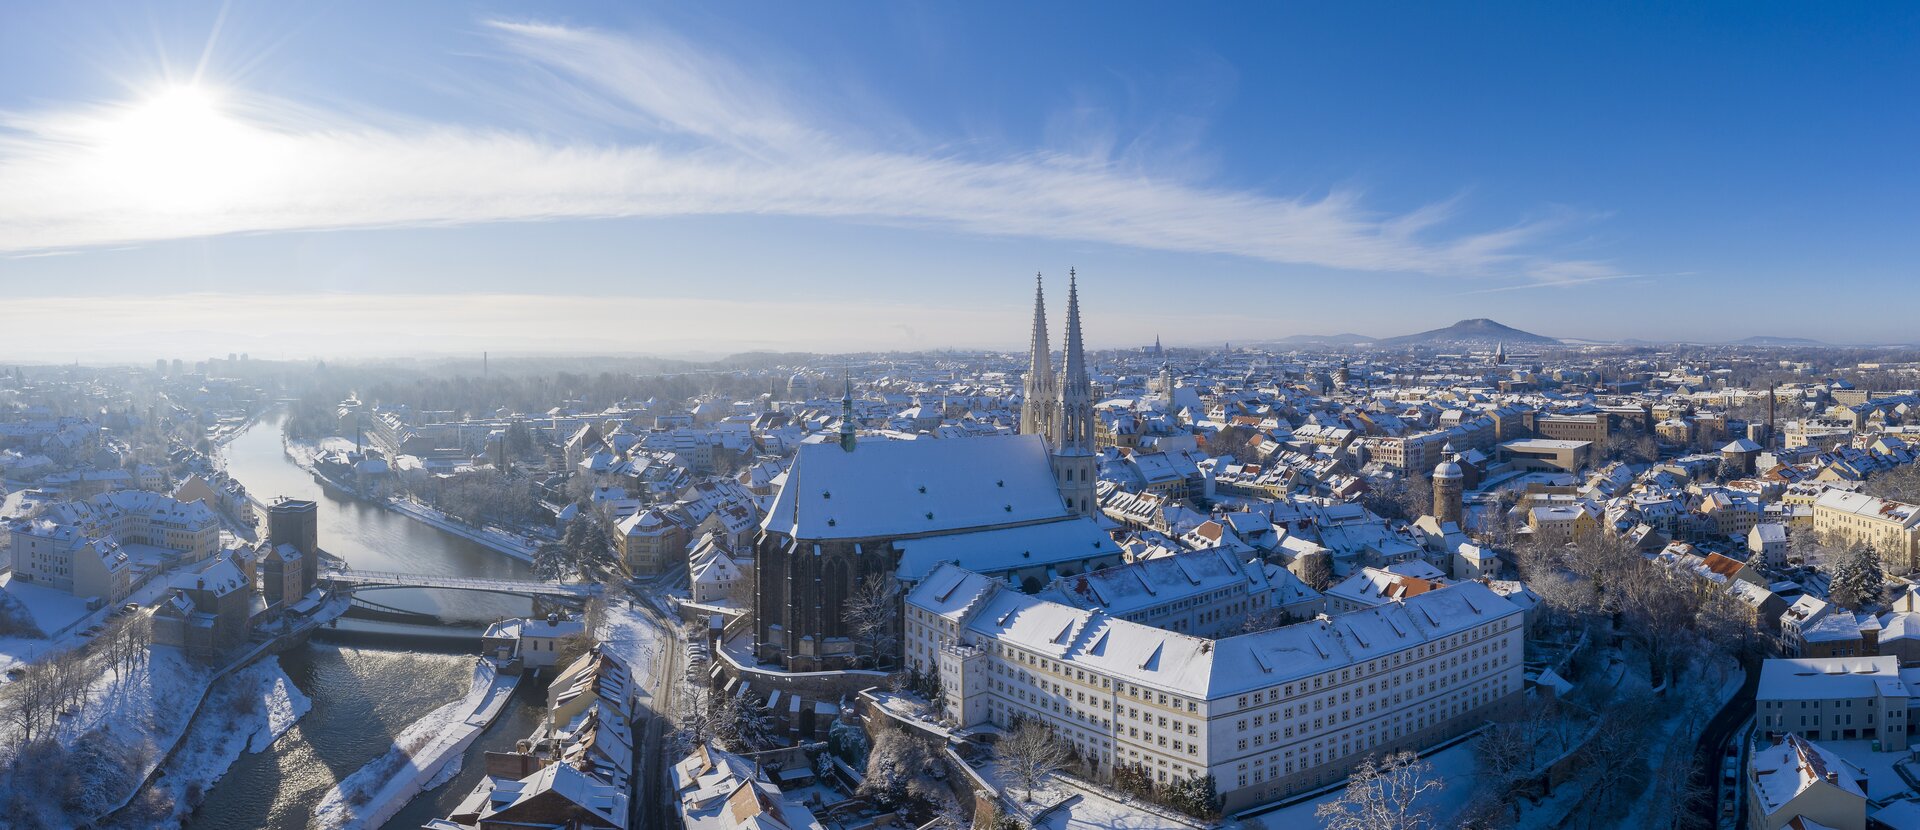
(1, 277, 1919, 830)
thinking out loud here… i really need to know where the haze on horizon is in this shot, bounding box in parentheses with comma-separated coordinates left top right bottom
(2, 2, 1917, 361)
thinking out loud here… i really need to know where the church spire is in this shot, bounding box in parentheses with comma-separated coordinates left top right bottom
(839, 371, 857, 452)
(1056, 268, 1094, 453)
(1021, 272, 1059, 444)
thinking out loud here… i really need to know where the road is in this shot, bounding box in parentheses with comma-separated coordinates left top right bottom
(623, 579, 685, 830)
(1689, 659, 1760, 829)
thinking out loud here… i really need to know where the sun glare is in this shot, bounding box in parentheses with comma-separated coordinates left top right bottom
(88, 84, 279, 210)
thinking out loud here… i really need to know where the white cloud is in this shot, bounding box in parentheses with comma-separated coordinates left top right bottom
(0, 19, 1609, 283)
(0, 292, 1292, 361)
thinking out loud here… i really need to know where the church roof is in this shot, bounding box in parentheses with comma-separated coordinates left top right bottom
(762, 433, 1067, 540)
(894, 515, 1115, 580)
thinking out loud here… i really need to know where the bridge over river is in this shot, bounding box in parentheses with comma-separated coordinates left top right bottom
(320, 568, 600, 599)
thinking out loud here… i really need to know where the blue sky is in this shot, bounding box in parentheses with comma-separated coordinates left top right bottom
(1, 2, 1915, 359)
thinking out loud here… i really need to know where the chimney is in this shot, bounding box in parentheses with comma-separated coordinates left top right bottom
(1826, 771, 1839, 784)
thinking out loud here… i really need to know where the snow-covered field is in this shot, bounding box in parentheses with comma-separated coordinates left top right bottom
(104, 657, 311, 828)
(311, 658, 518, 830)
(0, 573, 93, 675)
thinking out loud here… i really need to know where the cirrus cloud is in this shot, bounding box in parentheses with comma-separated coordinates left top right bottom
(0, 18, 1614, 284)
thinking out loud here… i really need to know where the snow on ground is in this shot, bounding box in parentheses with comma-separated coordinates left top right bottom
(0, 645, 215, 827)
(104, 657, 312, 828)
(1037, 788, 1192, 830)
(1246, 735, 1481, 829)
(386, 497, 536, 561)
(311, 658, 518, 830)
(1, 571, 91, 632)
(599, 598, 671, 688)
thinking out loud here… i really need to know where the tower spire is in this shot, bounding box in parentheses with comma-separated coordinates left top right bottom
(1051, 268, 1098, 517)
(1021, 272, 1059, 444)
(839, 370, 857, 451)
(1057, 268, 1093, 453)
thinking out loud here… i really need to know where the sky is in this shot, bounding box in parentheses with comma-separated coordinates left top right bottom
(0, 2, 1916, 361)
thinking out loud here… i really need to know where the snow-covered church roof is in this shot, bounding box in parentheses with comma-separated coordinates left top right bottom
(762, 433, 1067, 540)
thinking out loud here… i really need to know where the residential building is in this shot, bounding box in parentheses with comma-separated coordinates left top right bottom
(1746, 733, 1868, 830)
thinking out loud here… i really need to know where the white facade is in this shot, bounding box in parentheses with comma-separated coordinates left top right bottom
(905, 563, 1525, 811)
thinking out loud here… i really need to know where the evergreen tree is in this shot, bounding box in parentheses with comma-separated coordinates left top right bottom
(1828, 546, 1887, 610)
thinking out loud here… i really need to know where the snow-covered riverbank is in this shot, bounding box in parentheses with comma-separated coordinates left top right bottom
(284, 436, 541, 563)
(386, 497, 538, 562)
(105, 657, 311, 828)
(311, 658, 519, 830)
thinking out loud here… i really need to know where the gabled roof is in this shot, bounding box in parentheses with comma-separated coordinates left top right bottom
(764, 434, 1067, 540)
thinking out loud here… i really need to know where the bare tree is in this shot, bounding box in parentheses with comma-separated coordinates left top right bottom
(1866, 462, 1920, 504)
(0, 659, 64, 746)
(842, 573, 900, 670)
(1315, 749, 1445, 830)
(1573, 701, 1656, 828)
(999, 720, 1070, 803)
(1240, 605, 1298, 634)
(1291, 550, 1335, 591)
(103, 612, 151, 686)
(1620, 565, 1697, 686)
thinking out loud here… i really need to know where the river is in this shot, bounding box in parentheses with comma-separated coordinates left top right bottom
(186, 412, 546, 830)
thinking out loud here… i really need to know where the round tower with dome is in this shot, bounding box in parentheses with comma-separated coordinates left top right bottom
(1432, 445, 1465, 527)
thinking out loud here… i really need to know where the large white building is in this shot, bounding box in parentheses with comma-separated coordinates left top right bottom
(1811, 490, 1920, 571)
(7, 490, 218, 600)
(1037, 546, 1297, 638)
(1756, 656, 1912, 750)
(905, 562, 1525, 811)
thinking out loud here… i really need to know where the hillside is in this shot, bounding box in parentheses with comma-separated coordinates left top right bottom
(1372, 318, 1559, 347)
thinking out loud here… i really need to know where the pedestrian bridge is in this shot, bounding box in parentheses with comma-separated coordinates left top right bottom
(321, 568, 600, 599)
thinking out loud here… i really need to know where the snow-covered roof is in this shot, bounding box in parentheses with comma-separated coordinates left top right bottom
(1757, 656, 1905, 701)
(1749, 734, 1867, 819)
(893, 515, 1115, 581)
(763, 434, 1067, 540)
(955, 576, 1519, 700)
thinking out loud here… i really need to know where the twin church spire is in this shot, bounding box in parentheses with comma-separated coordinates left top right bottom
(1022, 270, 1099, 516)
(1021, 269, 1093, 454)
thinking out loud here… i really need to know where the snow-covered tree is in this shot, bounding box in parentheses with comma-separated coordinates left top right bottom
(1827, 545, 1886, 610)
(860, 727, 934, 809)
(842, 573, 900, 670)
(1314, 750, 1444, 830)
(998, 720, 1070, 803)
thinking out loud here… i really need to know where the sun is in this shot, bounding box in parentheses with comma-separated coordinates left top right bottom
(88, 84, 279, 210)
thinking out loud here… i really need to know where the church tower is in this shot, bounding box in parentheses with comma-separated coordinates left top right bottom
(1021, 273, 1060, 445)
(1433, 448, 1465, 527)
(1052, 269, 1099, 516)
(839, 372, 858, 452)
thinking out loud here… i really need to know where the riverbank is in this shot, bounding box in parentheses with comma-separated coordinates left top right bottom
(311, 658, 520, 830)
(387, 497, 538, 562)
(105, 657, 312, 828)
(283, 436, 540, 563)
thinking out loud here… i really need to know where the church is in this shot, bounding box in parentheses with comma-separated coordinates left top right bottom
(752, 271, 1120, 671)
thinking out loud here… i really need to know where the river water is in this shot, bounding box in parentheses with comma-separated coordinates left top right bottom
(185, 412, 545, 830)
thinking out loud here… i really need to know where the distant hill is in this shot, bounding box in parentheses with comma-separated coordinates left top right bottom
(1373, 318, 1559, 347)
(1729, 335, 1830, 347)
